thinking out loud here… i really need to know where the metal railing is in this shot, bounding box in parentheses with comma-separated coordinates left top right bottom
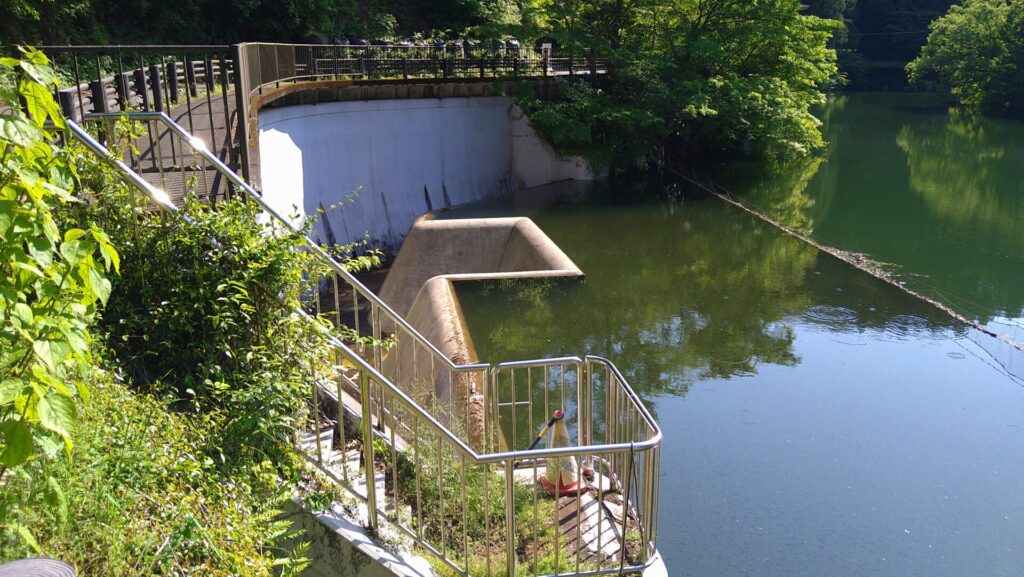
(68, 112, 660, 576)
(237, 42, 604, 98)
(27, 42, 606, 185)
(34, 46, 241, 172)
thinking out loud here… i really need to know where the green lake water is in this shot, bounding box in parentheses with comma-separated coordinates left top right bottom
(444, 93, 1024, 576)
(711, 92, 1024, 344)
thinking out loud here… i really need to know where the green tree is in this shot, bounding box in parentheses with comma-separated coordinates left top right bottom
(514, 0, 840, 174)
(907, 0, 1024, 117)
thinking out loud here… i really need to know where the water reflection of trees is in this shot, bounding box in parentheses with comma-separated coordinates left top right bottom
(457, 200, 819, 399)
(896, 112, 1024, 243)
(895, 111, 1024, 321)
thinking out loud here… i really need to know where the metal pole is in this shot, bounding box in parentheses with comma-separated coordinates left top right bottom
(360, 370, 379, 531)
(231, 44, 250, 181)
(504, 459, 516, 577)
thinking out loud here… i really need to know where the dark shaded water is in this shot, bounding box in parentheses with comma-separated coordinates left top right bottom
(442, 93, 1024, 576)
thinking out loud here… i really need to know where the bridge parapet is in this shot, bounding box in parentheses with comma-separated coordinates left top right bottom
(32, 43, 604, 185)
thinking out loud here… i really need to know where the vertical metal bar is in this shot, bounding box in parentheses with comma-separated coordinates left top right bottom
(161, 54, 172, 109)
(352, 287, 361, 337)
(203, 54, 218, 165)
(231, 44, 248, 181)
(360, 371, 379, 531)
(312, 353, 324, 466)
(372, 304, 382, 372)
(390, 395, 398, 519)
(438, 433, 446, 558)
(504, 459, 516, 577)
(484, 461, 492, 576)
(220, 48, 232, 170)
(333, 44, 340, 80)
(72, 53, 84, 120)
(183, 54, 196, 134)
(527, 367, 533, 441)
(414, 416, 422, 540)
(152, 120, 167, 192)
(335, 357, 348, 484)
(511, 370, 516, 449)
(619, 447, 635, 571)
(461, 453, 469, 569)
(531, 465, 538, 574)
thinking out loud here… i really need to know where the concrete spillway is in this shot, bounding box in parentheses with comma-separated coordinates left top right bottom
(257, 96, 598, 253)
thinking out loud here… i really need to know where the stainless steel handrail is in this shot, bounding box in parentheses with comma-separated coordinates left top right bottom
(81, 110, 489, 375)
(67, 116, 661, 577)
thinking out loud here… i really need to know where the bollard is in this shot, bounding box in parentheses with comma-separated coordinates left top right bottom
(149, 65, 163, 112)
(114, 72, 131, 110)
(89, 79, 109, 113)
(167, 61, 179, 103)
(57, 90, 78, 122)
(133, 68, 150, 111)
(186, 60, 198, 97)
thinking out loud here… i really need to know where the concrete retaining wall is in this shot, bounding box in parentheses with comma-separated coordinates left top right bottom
(258, 97, 597, 253)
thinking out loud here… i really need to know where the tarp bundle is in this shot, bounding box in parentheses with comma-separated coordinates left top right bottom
(541, 410, 585, 495)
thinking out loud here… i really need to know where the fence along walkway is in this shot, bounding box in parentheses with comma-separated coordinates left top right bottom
(42, 42, 608, 197)
(38, 45, 239, 204)
(68, 111, 661, 577)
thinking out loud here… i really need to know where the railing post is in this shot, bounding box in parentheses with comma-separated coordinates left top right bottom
(186, 60, 199, 96)
(360, 370, 379, 532)
(372, 303, 382, 373)
(232, 44, 251, 182)
(504, 459, 516, 577)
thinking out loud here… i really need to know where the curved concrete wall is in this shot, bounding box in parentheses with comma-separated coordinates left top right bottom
(379, 217, 584, 317)
(258, 97, 597, 253)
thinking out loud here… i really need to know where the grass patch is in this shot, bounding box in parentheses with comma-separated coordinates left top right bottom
(0, 361, 308, 577)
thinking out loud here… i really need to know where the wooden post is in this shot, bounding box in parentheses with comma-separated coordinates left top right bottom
(89, 79, 108, 113)
(149, 64, 164, 112)
(167, 61, 179, 103)
(133, 68, 150, 111)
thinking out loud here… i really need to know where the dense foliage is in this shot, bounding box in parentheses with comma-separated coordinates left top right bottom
(0, 49, 116, 547)
(1, 52, 342, 574)
(0, 0, 519, 45)
(69, 153, 331, 467)
(907, 0, 1024, 117)
(512, 0, 840, 173)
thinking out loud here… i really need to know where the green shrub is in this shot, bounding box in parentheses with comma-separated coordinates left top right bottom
(0, 47, 118, 549)
(65, 163, 331, 468)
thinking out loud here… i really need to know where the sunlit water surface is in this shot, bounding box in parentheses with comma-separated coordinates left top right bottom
(439, 95, 1024, 576)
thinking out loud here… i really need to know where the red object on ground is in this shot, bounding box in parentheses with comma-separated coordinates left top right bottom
(540, 475, 586, 496)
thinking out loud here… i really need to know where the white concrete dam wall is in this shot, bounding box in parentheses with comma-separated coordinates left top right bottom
(258, 96, 596, 252)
